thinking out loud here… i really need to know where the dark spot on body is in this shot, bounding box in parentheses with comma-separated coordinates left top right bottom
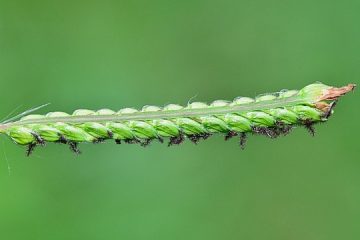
(324, 101, 337, 119)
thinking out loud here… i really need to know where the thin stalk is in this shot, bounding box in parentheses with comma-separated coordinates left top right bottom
(1, 83, 355, 128)
(6, 96, 303, 127)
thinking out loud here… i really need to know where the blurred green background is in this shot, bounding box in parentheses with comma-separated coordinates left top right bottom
(0, 0, 359, 239)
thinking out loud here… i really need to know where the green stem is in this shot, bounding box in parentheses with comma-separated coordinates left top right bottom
(3, 95, 306, 128)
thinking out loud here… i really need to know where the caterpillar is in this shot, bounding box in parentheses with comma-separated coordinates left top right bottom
(0, 83, 355, 156)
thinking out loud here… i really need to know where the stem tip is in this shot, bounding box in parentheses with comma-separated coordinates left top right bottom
(319, 83, 356, 101)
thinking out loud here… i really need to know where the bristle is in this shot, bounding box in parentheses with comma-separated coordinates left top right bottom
(93, 138, 105, 144)
(225, 131, 238, 141)
(69, 142, 81, 154)
(252, 126, 279, 138)
(188, 133, 211, 144)
(107, 130, 114, 138)
(140, 138, 153, 147)
(239, 133, 247, 149)
(168, 134, 185, 146)
(124, 139, 141, 144)
(324, 101, 337, 119)
(31, 132, 45, 146)
(58, 135, 68, 144)
(26, 143, 37, 156)
(275, 121, 292, 136)
(303, 120, 315, 136)
(202, 133, 211, 140)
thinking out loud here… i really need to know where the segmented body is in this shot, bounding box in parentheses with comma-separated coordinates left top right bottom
(0, 83, 355, 155)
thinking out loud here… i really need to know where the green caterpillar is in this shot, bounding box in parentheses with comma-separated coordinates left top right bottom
(0, 83, 355, 155)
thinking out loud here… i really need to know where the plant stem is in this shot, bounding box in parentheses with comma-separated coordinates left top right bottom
(2, 83, 355, 128)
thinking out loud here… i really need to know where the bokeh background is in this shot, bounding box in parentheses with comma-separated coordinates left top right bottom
(0, 0, 359, 239)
